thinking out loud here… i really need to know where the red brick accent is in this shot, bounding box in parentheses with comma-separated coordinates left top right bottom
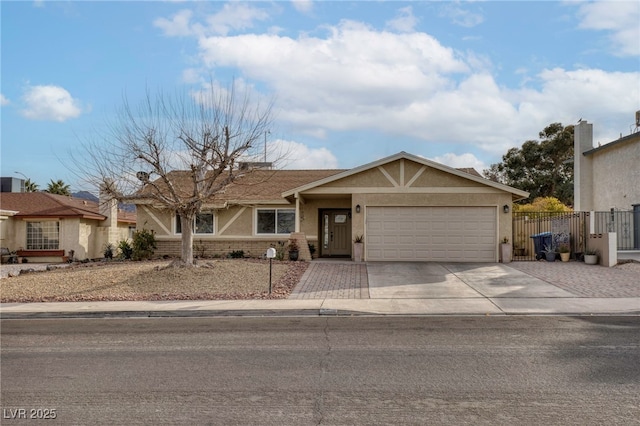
(156, 239, 288, 258)
(17, 249, 65, 257)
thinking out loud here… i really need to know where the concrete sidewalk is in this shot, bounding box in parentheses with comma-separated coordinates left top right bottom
(2, 260, 639, 318)
(0, 261, 640, 318)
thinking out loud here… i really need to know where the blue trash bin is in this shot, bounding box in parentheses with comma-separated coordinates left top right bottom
(530, 232, 552, 260)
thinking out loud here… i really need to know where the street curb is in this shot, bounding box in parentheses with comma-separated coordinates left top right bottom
(2, 309, 638, 320)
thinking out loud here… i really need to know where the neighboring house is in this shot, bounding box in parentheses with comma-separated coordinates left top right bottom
(0, 192, 136, 262)
(574, 118, 640, 250)
(574, 119, 640, 212)
(135, 152, 528, 262)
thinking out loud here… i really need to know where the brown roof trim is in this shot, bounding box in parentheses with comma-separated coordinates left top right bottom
(584, 131, 640, 156)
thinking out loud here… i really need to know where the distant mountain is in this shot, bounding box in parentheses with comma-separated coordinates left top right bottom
(72, 191, 98, 202)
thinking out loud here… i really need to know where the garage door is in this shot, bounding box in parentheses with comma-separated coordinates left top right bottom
(366, 206, 497, 262)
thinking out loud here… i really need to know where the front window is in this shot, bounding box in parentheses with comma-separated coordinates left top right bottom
(26, 221, 60, 249)
(175, 213, 214, 235)
(257, 209, 295, 234)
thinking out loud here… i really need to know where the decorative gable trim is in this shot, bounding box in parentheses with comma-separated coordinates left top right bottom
(282, 151, 529, 200)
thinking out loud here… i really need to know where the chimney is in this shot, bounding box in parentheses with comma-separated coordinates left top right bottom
(99, 181, 118, 230)
(574, 120, 594, 211)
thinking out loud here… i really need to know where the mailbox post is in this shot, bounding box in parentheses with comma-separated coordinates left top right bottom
(266, 247, 276, 294)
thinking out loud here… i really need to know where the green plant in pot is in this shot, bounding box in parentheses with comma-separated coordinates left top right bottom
(558, 244, 570, 262)
(353, 235, 364, 262)
(543, 244, 556, 262)
(584, 248, 598, 265)
(288, 240, 299, 261)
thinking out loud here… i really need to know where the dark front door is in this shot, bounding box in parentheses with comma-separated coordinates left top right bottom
(320, 210, 352, 257)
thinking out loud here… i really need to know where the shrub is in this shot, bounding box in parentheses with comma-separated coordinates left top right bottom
(228, 250, 245, 259)
(274, 241, 286, 261)
(132, 229, 157, 261)
(194, 240, 207, 258)
(103, 243, 114, 260)
(118, 240, 133, 260)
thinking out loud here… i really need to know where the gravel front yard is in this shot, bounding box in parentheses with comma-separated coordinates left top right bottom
(0, 259, 308, 303)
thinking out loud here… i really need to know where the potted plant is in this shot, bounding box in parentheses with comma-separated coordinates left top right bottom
(288, 240, 299, 261)
(500, 237, 512, 263)
(584, 248, 598, 265)
(353, 235, 364, 262)
(543, 244, 556, 262)
(558, 244, 570, 262)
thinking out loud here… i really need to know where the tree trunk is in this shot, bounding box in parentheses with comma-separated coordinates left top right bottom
(180, 212, 195, 265)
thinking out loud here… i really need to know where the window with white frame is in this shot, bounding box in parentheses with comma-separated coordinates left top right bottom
(175, 213, 214, 235)
(26, 221, 60, 249)
(256, 209, 295, 235)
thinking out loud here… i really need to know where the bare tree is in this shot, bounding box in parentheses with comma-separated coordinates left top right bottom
(79, 80, 275, 266)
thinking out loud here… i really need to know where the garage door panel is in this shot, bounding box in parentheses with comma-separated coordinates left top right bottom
(366, 206, 496, 262)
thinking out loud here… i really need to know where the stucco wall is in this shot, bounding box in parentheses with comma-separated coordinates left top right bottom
(299, 198, 351, 239)
(319, 159, 485, 190)
(2, 217, 133, 261)
(590, 137, 640, 211)
(0, 217, 17, 249)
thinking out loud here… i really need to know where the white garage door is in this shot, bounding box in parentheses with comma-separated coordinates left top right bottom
(366, 206, 497, 262)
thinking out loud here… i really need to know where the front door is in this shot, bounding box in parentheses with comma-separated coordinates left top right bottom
(320, 209, 352, 257)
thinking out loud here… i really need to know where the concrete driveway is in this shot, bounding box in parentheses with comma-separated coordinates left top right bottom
(366, 262, 575, 299)
(288, 260, 640, 315)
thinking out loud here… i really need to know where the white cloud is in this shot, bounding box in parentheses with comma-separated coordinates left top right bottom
(385, 6, 418, 33)
(154, 9, 194, 37)
(576, 1, 640, 57)
(181, 68, 203, 84)
(0, 94, 9, 106)
(155, 4, 268, 37)
(20, 85, 83, 122)
(439, 3, 484, 28)
(291, 0, 313, 14)
(430, 153, 487, 175)
(161, 10, 639, 160)
(197, 20, 468, 110)
(269, 139, 338, 169)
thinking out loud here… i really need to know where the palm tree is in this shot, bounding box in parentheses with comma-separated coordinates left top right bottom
(24, 178, 39, 192)
(46, 179, 71, 196)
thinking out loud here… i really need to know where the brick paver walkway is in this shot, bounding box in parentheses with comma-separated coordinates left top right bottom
(509, 261, 640, 297)
(289, 262, 369, 299)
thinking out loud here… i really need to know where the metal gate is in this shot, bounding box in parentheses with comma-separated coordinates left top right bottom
(512, 212, 589, 261)
(512, 210, 638, 260)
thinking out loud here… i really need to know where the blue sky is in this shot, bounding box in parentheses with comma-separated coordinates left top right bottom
(1, 1, 639, 192)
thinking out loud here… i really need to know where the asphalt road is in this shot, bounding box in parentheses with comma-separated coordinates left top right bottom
(1, 316, 639, 425)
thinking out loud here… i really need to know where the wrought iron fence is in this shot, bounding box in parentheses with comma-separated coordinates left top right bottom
(591, 210, 637, 250)
(512, 210, 637, 261)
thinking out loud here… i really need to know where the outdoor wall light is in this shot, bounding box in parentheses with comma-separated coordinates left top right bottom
(503, 204, 510, 214)
(356, 204, 361, 213)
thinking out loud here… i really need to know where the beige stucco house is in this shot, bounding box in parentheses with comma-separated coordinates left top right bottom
(135, 152, 528, 262)
(0, 192, 136, 262)
(574, 119, 640, 212)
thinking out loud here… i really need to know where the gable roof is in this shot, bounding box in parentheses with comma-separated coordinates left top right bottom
(0, 192, 136, 223)
(282, 151, 530, 201)
(583, 131, 640, 156)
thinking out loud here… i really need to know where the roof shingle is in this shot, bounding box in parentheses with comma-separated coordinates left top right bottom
(0, 192, 135, 223)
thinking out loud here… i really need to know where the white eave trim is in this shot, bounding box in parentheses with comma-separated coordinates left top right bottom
(282, 151, 530, 200)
